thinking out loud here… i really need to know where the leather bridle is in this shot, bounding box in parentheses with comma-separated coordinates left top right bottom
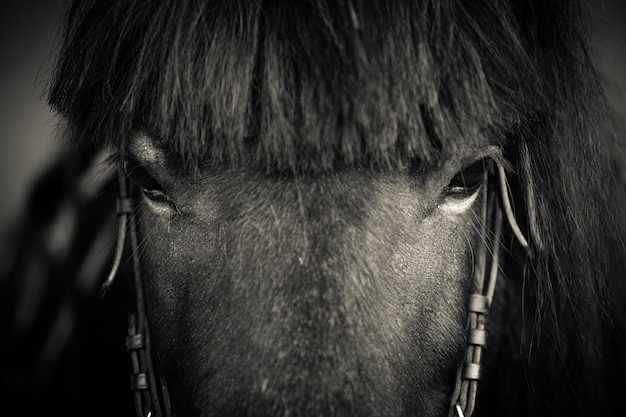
(447, 163, 529, 417)
(99, 161, 529, 417)
(98, 171, 173, 417)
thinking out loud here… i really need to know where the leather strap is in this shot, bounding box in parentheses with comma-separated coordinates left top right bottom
(448, 162, 530, 417)
(99, 168, 172, 417)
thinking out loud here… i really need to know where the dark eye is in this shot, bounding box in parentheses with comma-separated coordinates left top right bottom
(123, 157, 172, 205)
(447, 159, 488, 197)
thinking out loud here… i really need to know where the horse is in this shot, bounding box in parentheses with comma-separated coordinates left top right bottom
(2, 0, 626, 416)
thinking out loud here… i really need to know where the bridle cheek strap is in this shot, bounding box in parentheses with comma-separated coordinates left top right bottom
(100, 168, 172, 417)
(448, 163, 529, 417)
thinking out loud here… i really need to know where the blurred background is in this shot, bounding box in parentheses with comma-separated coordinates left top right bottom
(0, 3, 130, 416)
(0, 0, 69, 245)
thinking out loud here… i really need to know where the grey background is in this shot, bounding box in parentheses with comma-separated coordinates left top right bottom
(0, 0, 69, 242)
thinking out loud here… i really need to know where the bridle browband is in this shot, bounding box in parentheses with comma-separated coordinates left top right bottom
(99, 162, 529, 417)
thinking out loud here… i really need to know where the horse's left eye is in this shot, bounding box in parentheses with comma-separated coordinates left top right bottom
(447, 159, 487, 197)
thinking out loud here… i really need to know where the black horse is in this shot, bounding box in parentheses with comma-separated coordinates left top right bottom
(2, 0, 626, 416)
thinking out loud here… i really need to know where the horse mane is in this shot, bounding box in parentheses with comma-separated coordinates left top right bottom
(46, 0, 625, 415)
(49, 0, 558, 172)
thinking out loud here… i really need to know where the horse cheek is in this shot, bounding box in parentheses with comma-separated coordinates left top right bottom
(137, 210, 228, 412)
(387, 210, 475, 415)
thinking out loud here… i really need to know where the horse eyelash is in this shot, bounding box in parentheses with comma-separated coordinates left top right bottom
(113, 153, 180, 214)
(446, 159, 492, 198)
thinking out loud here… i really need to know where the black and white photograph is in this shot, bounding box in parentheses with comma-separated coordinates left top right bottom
(1, 1, 626, 416)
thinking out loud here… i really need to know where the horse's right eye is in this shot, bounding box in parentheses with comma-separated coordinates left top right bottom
(123, 158, 172, 205)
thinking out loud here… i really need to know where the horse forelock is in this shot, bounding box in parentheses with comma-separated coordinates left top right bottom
(48, 0, 562, 174)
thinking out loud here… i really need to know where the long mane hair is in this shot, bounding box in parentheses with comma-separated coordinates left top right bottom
(42, 0, 626, 415)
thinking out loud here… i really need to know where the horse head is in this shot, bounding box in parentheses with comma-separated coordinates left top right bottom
(46, 1, 625, 416)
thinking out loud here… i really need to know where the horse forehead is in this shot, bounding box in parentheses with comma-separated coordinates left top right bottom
(129, 131, 491, 259)
(153, 167, 478, 285)
(126, 128, 496, 178)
